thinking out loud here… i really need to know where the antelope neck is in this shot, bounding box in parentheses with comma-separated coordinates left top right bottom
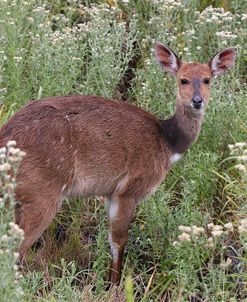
(160, 102, 204, 155)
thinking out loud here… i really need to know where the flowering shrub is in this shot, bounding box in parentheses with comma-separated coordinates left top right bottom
(0, 0, 137, 107)
(0, 0, 246, 301)
(0, 141, 25, 300)
(174, 220, 246, 245)
(229, 142, 247, 175)
(168, 142, 247, 301)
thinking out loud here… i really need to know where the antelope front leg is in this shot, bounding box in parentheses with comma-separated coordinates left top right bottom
(106, 194, 137, 285)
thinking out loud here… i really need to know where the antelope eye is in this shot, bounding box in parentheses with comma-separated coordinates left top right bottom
(203, 78, 210, 84)
(181, 79, 189, 85)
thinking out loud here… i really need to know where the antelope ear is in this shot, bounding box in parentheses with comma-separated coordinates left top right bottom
(154, 42, 181, 75)
(209, 47, 237, 77)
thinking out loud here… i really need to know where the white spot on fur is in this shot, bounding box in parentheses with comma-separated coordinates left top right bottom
(109, 200, 118, 221)
(109, 232, 119, 262)
(170, 153, 182, 164)
(115, 174, 129, 193)
(61, 184, 66, 192)
(107, 199, 120, 262)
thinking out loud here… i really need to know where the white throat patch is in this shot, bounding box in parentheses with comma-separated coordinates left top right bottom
(170, 153, 182, 164)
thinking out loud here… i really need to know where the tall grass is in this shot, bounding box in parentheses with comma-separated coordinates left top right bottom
(0, 0, 246, 301)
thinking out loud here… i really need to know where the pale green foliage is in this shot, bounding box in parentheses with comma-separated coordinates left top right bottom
(0, 0, 136, 108)
(0, 141, 25, 301)
(0, 0, 246, 301)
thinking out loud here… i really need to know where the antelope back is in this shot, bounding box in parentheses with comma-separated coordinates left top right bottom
(0, 96, 169, 199)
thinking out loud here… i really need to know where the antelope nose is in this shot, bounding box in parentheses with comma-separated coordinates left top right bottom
(192, 96, 203, 109)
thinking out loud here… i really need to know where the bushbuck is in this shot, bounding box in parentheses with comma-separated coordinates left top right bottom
(0, 43, 237, 284)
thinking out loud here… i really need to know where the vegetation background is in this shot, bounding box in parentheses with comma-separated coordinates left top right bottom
(0, 0, 246, 301)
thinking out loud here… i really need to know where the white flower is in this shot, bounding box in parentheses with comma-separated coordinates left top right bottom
(13, 264, 18, 271)
(13, 56, 23, 63)
(235, 142, 246, 148)
(178, 225, 192, 233)
(220, 257, 232, 268)
(207, 223, 215, 230)
(14, 252, 19, 259)
(28, 17, 34, 23)
(211, 230, 223, 237)
(211, 224, 224, 237)
(0, 147, 7, 154)
(216, 31, 237, 40)
(238, 219, 247, 235)
(238, 156, 247, 161)
(192, 225, 205, 236)
(0, 163, 11, 171)
(235, 164, 246, 173)
(205, 237, 214, 248)
(178, 232, 191, 242)
(238, 226, 247, 234)
(241, 14, 247, 21)
(8, 222, 25, 238)
(224, 222, 234, 233)
(240, 218, 247, 225)
(15, 271, 23, 279)
(212, 225, 223, 231)
(1, 234, 10, 242)
(9, 147, 20, 155)
(5, 183, 14, 192)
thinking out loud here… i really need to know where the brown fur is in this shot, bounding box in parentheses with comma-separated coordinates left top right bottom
(0, 43, 237, 284)
(177, 63, 212, 107)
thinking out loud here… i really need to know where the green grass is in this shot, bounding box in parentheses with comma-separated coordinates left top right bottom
(0, 0, 246, 301)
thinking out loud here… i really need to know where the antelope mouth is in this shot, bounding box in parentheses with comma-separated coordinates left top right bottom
(190, 102, 205, 111)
